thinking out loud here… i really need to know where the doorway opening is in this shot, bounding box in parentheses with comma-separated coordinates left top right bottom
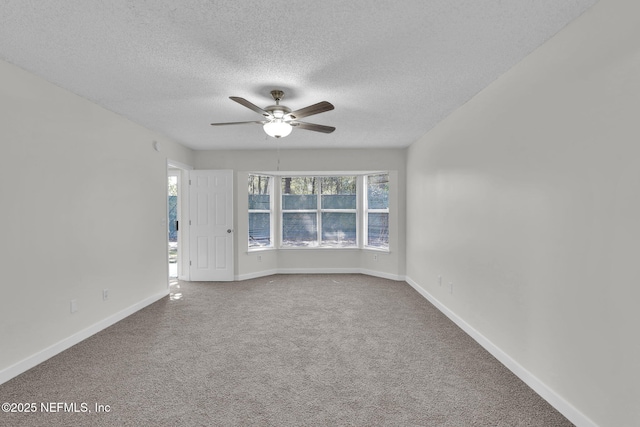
(168, 170, 179, 278)
(167, 160, 192, 283)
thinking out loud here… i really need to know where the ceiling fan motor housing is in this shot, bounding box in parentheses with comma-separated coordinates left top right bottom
(265, 104, 292, 118)
(270, 90, 285, 102)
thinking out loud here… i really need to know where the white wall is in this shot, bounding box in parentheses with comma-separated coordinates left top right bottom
(0, 59, 194, 382)
(405, 0, 639, 426)
(194, 149, 406, 280)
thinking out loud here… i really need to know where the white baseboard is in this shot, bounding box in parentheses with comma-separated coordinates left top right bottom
(359, 268, 405, 281)
(277, 267, 361, 275)
(0, 290, 169, 386)
(236, 269, 279, 281)
(404, 276, 598, 427)
(236, 268, 405, 282)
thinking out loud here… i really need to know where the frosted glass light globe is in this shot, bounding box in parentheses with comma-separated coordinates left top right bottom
(263, 119, 292, 138)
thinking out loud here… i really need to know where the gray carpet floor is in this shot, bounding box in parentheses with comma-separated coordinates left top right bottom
(0, 274, 573, 426)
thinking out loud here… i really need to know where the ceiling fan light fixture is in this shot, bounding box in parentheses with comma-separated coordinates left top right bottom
(263, 119, 292, 138)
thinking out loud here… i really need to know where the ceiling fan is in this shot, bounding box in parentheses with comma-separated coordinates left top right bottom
(211, 90, 335, 138)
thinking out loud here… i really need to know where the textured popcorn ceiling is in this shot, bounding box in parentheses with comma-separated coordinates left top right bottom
(0, 1, 597, 150)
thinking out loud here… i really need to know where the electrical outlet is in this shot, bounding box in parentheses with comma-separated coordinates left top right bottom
(70, 299, 78, 313)
(449, 282, 454, 294)
(103, 289, 109, 301)
(257, 255, 262, 262)
(373, 254, 378, 261)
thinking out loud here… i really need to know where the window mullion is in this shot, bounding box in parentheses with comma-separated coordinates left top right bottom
(358, 175, 364, 248)
(276, 176, 281, 249)
(272, 175, 278, 249)
(363, 175, 369, 247)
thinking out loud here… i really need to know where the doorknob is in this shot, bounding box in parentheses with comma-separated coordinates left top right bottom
(227, 229, 232, 233)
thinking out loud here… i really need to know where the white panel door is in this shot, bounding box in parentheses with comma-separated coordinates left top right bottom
(189, 170, 234, 281)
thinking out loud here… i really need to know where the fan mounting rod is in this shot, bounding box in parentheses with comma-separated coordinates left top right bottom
(265, 90, 291, 116)
(270, 90, 284, 104)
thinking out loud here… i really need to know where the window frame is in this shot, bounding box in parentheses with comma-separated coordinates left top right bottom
(364, 173, 390, 251)
(280, 176, 359, 248)
(248, 174, 274, 250)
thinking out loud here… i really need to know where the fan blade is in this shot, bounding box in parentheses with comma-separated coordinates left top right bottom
(291, 121, 336, 134)
(288, 101, 334, 120)
(229, 97, 271, 117)
(210, 120, 266, 126)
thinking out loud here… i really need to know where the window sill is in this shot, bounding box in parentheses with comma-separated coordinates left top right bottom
(247, 247, 276, 254)
(247, 246, 390, 253)
(279, 246, 361, 251)
(363, 246, 390, 253)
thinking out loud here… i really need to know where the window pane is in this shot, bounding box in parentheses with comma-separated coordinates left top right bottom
(249, 194, 270, 210)
(168, 194, 177, 242)
(248, 175, 270, 209)
(321, 212, 357, 247)
(367, 174, 389, 209)
(282, 177, 318, 210)
(283, 194, 317, 210)
(282, 213, 318, 246)
(249, 213, 271, 247)
(321, 176, 356, 209)
(249, 175, 270, 197)
(367, 213, 389, 248)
